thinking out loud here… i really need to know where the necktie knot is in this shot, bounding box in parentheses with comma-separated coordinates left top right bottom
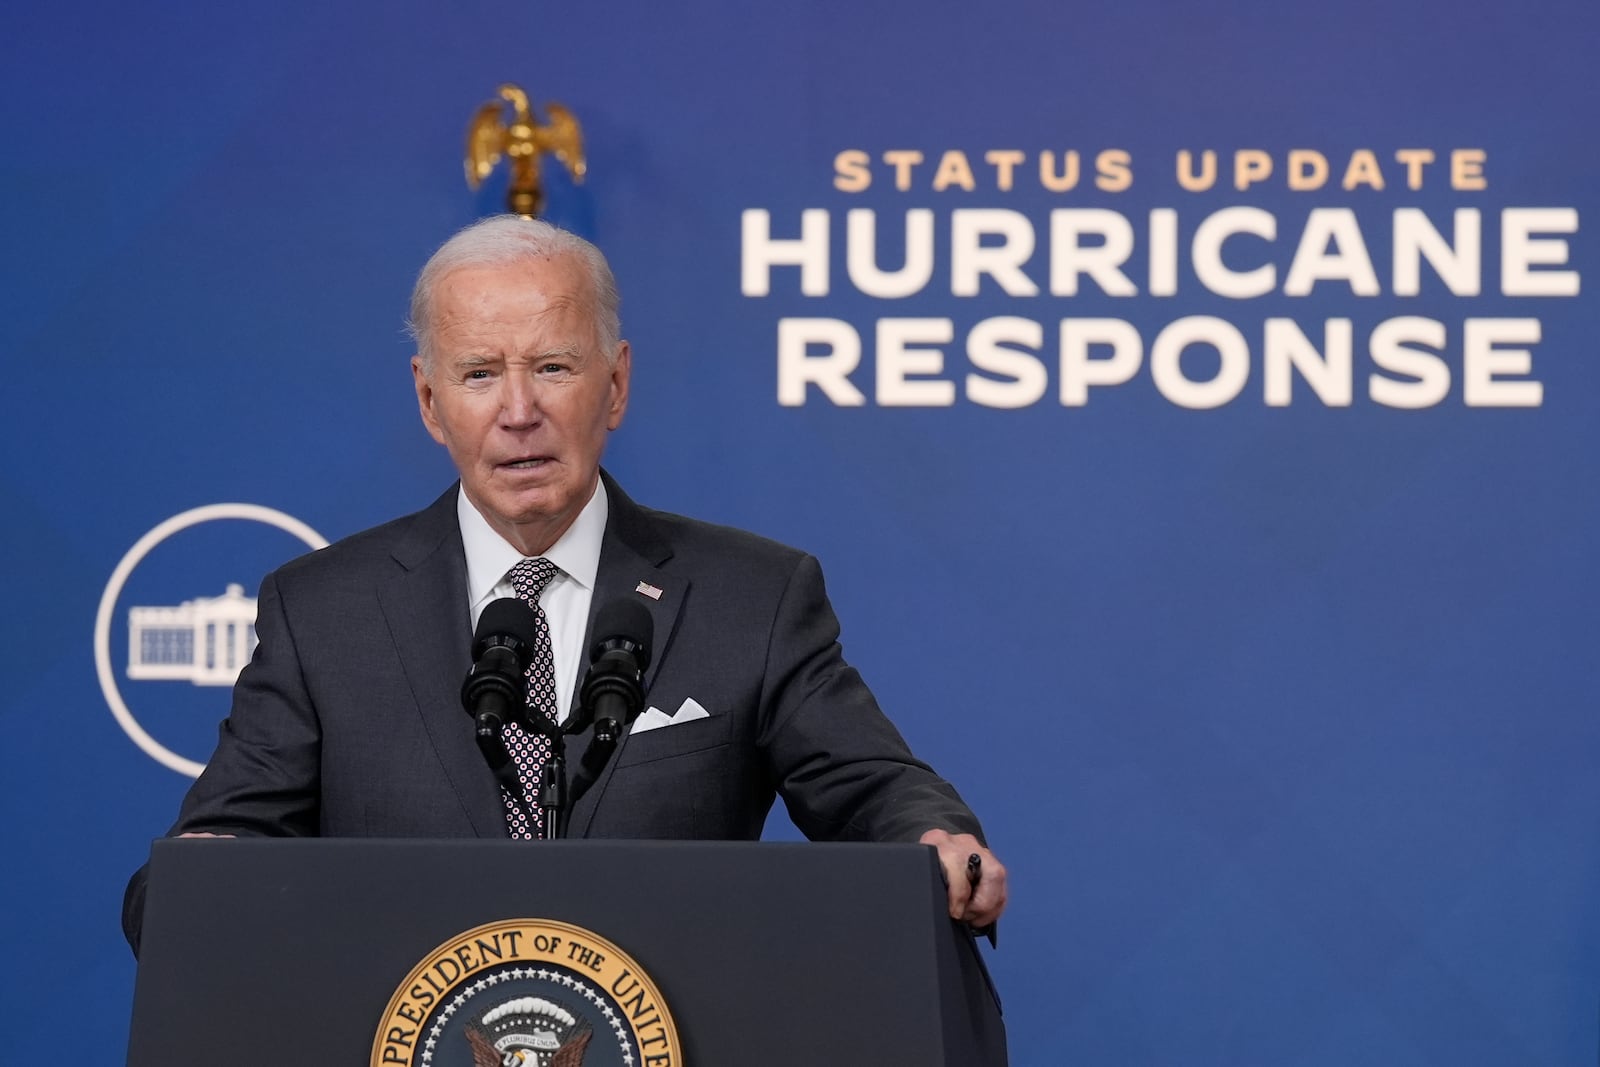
(508, 557, 559, 605)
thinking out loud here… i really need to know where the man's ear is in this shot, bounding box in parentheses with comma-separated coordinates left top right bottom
(606, 341, 631, 431)
(412, 356, 447, 445)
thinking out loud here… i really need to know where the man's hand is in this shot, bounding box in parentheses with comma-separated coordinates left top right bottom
(920, 828, 1008, 929)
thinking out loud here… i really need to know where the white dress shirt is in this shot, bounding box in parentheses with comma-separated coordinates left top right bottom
(458, 479, 609, 725)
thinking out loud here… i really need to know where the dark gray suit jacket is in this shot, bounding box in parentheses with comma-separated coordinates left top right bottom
(124, 473, 982, 948)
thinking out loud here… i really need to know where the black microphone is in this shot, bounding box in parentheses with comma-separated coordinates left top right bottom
(578, 599, 653, 746)
(462, 597, 541, 742)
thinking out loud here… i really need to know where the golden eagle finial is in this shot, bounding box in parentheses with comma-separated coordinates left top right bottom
(466, 83, 586, 218)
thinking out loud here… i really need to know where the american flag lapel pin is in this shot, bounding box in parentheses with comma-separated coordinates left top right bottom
(634, 580, 664, 601)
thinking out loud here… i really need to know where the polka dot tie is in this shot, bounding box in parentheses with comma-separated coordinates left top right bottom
(503, 556, 560, 839)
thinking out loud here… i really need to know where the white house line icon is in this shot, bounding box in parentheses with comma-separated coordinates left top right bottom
(127, 583, 258, 687)
(98, 503, 327, 777)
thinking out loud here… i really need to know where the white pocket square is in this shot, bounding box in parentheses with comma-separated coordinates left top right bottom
(632, 697, 711, 734)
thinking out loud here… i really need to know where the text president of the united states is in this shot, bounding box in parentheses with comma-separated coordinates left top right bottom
(123, 215, 1007, 951)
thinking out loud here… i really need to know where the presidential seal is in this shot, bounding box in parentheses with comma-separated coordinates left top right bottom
(372, 919, 682, 1067)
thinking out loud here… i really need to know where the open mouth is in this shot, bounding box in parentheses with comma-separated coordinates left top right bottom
(500, 457, 551, 470)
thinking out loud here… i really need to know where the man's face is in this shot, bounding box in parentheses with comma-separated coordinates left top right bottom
(412, 255, 630, 556)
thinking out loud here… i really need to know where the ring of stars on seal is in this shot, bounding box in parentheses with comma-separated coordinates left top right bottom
(420, 966, 635, 1066)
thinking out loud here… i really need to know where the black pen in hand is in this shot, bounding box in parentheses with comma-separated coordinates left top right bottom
(966, 852, 997, 946)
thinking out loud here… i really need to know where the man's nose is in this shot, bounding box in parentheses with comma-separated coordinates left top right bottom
(499, 372, 543, 427)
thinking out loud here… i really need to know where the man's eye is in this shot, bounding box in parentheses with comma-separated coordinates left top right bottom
(464, 369, 492, 381)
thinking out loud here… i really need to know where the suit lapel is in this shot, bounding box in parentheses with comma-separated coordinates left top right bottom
(567, 471, 688, 837)
(376, 487, 508, 838)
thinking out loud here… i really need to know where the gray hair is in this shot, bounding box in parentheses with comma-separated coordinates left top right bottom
(406, 215, 622, 371)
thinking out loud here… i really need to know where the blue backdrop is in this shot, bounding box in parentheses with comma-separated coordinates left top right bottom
(3, 2, 1597, 1063)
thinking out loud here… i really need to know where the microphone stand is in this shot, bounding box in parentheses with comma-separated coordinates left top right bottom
(563, 690, 636, 824)
(537, 746, 569, 840)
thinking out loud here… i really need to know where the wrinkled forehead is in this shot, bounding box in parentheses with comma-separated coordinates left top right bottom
(432, 255, 603, 341)
(438, 252, 596, 304)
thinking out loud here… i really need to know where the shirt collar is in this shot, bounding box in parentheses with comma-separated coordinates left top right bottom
(457, 478, 609, 605)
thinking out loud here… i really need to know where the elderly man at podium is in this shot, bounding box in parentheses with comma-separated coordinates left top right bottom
(124, 216, 1006, 951)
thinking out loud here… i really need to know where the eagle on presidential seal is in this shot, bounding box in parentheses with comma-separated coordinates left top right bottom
(464, 996, 594, 1067)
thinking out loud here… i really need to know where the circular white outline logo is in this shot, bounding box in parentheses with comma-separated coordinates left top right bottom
(95, 504, 328, 778)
